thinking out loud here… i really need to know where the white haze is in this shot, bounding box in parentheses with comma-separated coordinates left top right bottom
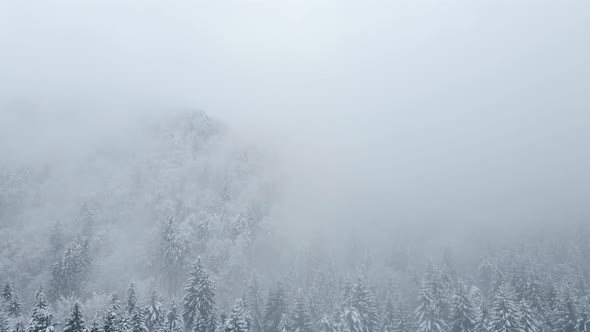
(1, 0, 590, 248)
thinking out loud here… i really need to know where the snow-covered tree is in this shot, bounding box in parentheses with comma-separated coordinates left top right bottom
(1, 282, 13, 303)
(164, 301, 184, 332)
(245, 275, 263, 332)
(449, 284, 475, 332)
(161, 218, 188, 298)
(392, 301, 414, 332)
(415, 268, 448, 332)
(553, 287, 578, 332)
(225, 299, 250, 332)
(263, 282, 288, 332)
(183, 258, 216, 332)
(7, 295, 21, 317)
(27, 286, 53, 332)
(131, 309, 147, 332)
(145, 290, 164, 332)
(289, 290, 314, 332)
(519, 300, 541, 332)
(489, 284, 521, 332)
(63, 302, 86, 332)
(0, 313, 9, 332)
(127, 282, 138, 315)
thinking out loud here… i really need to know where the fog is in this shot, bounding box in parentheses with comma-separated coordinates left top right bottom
(1, 1, 590, 329)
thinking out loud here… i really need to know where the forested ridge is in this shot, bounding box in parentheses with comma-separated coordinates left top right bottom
(1, 111, 589, 332)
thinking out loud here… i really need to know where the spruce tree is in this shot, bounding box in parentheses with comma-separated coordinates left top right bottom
(392, 301, 414, 332)
(127, 282, 138, 315)
(27, 286, 53, 332)
(131, 309, 147, 332)
(64, 302, 86, 332)
(415, 274, 448, 332)
(553, 287, 578, 332)
(145, 290, 164, 332)
(345, 277, 379, 332)
(103, 309, 118, 332)
(381, 300, 395, 332)
(519, 300, 541, 332)
(1, 282, 12, 303)
(340, 307, 363, 332)
(245, 275, 263, 332)
(183, 258, 216, 332)
(165, 301, 184, 332)
(449, 284, 475, 332)
(225, 299, 250, 332)
(7, 295, 21, 317)
(0, 313, 9, 332)
(489, 284, 521, 332)
(290, 290, 314, 332)
(262, 282, 288, 332)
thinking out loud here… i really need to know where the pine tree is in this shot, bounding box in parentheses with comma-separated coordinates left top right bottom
(478, 257, 493, 298)
(519, 300, 541, 332)
(381, 300, 396, 332)
(145, 290, 164, 332)
(165, 301, 184, 332)
(553, 287, 578, 332)
(489, 284, 521, 332)
(263, 282, 289, 332)
(0, 313, 9, 332)
(7, 295, 21, 317)
(225, 299, 250, 332)
(449, 284, 475, 332)
(103, 309, 118, 332)
(131, 309, 147, 332)
(490, 262, 504, 299)
(290, 290, 314, 332)
(161, 218, 188, 298)
(127, 282, 138, 315)
(344, 277, 379, 332)
(245, 274, 263, 332)
(183, 258, 216, 332)
(340, 307, 363, 332)
(49, 222, 65, 258)
(392, 301, 414, 332)
(415, 274, 448, 332)
(1, 282, 12, 303)
(64, 302, 86, 332)
(27, 286, 53, 332)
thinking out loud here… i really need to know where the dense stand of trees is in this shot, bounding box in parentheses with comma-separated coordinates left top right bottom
(0, 223, 589, 332)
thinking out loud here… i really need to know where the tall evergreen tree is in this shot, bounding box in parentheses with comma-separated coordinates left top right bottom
(161, 218, 188, 298)
(131, 309, 147, 332)
(381, 300, 396, 332)
(183, 258, 216, 332)
(290, 290, 314, 332)
(7, 295, 22, 317)
(27, 286, 53, 332)
(0, 313, 9, 332)
(145, 290, 164, 332)
(449, 284, 475, 332)
(519, 300, 541, 332)
(1, 282, 13, 303)
(489, 284, 521, 332)
(127, 282, 138, 315)
(392, 301, 414, 332)
(225, 299, 250, 332)
(245, 275, 263, 332)
(415, 270, 448, 332)
(63, 302, 86, 332)
(553, 287, 578, 332)
(262, 282, 288, 332)
(165, 301, 184, 332)
(342, 277, 379, 332)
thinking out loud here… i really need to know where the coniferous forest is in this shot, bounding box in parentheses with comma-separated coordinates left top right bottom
(2, 1, 590, 332)
(0, 111, 589, 332)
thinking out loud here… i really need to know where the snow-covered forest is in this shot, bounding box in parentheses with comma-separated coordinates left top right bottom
(0, 110, 589, 332)
(1, 0, 590, 332)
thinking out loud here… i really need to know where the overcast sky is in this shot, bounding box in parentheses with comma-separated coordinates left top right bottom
(1, 0, 589, 242)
